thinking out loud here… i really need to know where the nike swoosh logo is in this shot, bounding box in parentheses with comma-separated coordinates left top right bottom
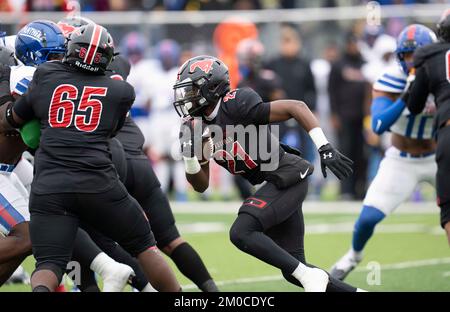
(300, 168, 310, 179)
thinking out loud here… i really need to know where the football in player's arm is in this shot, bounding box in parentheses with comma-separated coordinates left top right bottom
(173, 56, 364, 292)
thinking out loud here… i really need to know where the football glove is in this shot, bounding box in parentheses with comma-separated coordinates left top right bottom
(318, 143, 353, 180)
(179, 118, 206, 159)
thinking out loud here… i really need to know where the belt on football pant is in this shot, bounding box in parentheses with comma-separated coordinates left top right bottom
(0, 163, 15, 173)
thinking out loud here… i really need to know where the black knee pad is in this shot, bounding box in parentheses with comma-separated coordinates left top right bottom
(120, 230, 157, 257)
(155, 224, 180, 249)
(32, 262, 64, 284)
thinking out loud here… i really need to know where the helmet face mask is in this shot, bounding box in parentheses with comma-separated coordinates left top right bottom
(173, 55, 230, 119)
(173, 79, 208, 118)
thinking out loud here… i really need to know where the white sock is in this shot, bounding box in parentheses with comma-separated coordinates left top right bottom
(141, 283, 158, 292)
(349, 248, 362, 260)
(291, 262, 309, 280)
(90, 252, 115, 278)
(357, 288, 368, 292)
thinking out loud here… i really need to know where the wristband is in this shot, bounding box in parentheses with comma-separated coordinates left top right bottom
(309, 127, 329, 149)
(183, 156, 201, 174)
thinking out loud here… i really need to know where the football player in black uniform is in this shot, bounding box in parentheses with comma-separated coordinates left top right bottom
(406, 9, 450, 244)
(173, 55, 364, 292)
(0, 23, 179, 292)
(57, 16, 218, 292)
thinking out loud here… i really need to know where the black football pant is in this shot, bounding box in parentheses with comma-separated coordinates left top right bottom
(229, 180, 356, 292)
(435, 126, 450, 228)
(29, 182, 156, 283)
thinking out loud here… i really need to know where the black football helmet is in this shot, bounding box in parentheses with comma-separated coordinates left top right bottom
(173, 55, 230, 118)
(0, 46, 17, 66)
(63, 23, 114, 74)
(57, 15, 94, 38)
(437, 9, 450, 43)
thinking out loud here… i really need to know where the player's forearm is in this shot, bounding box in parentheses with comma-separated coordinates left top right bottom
(0, 101, 24, 133)
(269, 100, 319, 131)
(184, 157, 209, 193)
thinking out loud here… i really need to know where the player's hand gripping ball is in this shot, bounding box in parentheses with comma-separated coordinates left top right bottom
(179, 118, 213, 164)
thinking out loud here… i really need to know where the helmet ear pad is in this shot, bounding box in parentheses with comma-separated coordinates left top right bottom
(197, 77, 230, 105)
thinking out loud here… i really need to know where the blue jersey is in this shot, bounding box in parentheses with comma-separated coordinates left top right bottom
(373, 65, 435, 140)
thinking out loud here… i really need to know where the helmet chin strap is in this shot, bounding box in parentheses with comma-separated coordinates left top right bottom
(204, 99, 221, 121)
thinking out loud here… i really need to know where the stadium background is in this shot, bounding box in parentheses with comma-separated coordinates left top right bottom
(0, 0, 449, 291)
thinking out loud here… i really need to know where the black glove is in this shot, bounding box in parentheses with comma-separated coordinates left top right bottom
(318, 143, 353, 180)
(0, 64, 12, 105)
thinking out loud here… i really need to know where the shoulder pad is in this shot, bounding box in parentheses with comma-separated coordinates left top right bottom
(373, 65, 406, 94)
(413, 42, 450, 67)
(10, 65, 36, 95)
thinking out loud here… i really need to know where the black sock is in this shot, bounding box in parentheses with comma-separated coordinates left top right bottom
(170, 242, 218, 292)
(230, 214, 300, 273)
(33, 285, 50, 292)
(72, 229, 103, 265)
(107, 244, 148, 291)
(326, 276, 357, 292)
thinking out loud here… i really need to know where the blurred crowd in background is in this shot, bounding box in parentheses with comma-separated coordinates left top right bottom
(0, 1, 445, 201)
(0, 0, 447, 11)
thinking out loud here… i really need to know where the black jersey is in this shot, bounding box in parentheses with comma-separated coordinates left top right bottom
(408, 42, 450, 130)
(107, 55, 146, 157)
(205, 87, 282, 185)
(13, 61, 135, 194)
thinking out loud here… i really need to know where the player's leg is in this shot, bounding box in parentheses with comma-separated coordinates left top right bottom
(126, 158, 217, 292)
(0, 255, 27, 286)
(77, 182, 180, 291)
(229, 180, 330, 292)
(71, 227, 135, 292)
(265, 210, 358, 292)
(29, 192, 79, 292)
(436, 126, 450, 245)
(331, 148, 420, 280)
(82, 222, 156, 292)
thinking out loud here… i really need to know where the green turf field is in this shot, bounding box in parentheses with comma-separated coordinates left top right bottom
(1, 204, 449, 292)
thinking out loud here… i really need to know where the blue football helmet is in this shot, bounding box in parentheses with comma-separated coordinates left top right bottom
(15, 20, 66, 66)
(396, 24, 437, 74)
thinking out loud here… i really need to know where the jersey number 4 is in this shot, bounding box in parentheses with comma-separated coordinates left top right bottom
(49, 84, 107, 132)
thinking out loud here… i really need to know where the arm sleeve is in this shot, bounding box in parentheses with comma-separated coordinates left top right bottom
(406, 66, 429, 115)
(113, 83, 135, 134)
(371, 96, 405, 134)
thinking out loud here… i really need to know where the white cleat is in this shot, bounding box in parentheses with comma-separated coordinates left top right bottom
(102, 263, 135, 292)
(300, 268, 329, 292)
(330, 250, 362, 281)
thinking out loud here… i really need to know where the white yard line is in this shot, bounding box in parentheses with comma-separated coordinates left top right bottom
(181, 257, 450, 290)
(172, 201, 439, 215)
(178, 222, 443, 235)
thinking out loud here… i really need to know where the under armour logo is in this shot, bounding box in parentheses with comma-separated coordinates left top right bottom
(323, 152, 333, 159)
(182, 141, 192, 148)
